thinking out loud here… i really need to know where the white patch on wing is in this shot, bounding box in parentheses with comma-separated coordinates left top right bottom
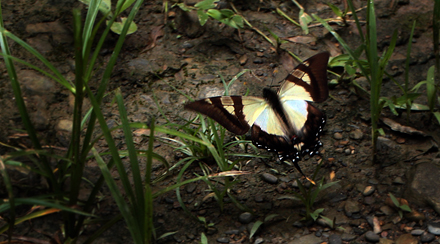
(241, 97, 267, 125)
(253, 108, 286, 136)
(282, 100, 308, 133)
(278, 81, 313, 102)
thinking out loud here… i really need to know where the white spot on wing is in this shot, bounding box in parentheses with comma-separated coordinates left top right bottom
(282, 100, 308, 133)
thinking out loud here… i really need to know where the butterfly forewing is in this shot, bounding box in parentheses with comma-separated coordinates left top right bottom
(279, 52, 329, 103)
(184, 96, 266, 135)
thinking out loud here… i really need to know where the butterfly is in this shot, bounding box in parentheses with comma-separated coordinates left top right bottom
(184, 52, 329, 175)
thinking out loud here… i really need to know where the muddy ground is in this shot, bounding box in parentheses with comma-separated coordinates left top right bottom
(1, 0, 440, 243)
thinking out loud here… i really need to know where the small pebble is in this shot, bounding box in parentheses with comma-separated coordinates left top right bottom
(363, 196, 375, 205)
(239, 54, 248, 65)
(344, 200, 360, 216)
(261, 173, 278, 184)
(328, 234, 342, 244)
(341, 233, 356, 241)
(428, 222, 440, 235)
(421, 232, 435, 242)
(365, 231, 380, 242)
(349, 129, 363, 140)
(253, 58, 264, 64)
(238, 212, 254, 224)
(225, 229, 240, 235)
(410, 229, 425, 236)
(185, 183, 196, 193)
(315, 229, 322, 237)
(379, 206, 395, 216)
(363, 186, 375, 196)
(368, 178, 379, 185)
(182, 41, 193, 48)
(216, 237, 229, 243)
(333, 132, 343, 140)
(254, 195, 264, 202)
(254, 237, 264, 244)
(393, 176, 405, 184)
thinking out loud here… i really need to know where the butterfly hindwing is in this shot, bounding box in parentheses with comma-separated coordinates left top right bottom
(184, 96, 267, 135)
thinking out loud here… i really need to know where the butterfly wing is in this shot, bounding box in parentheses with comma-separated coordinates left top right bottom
(279, 52, 329, 103)
(184, 96, 268, 135)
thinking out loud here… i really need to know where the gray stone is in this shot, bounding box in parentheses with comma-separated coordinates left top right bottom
(328, 234, 342, 244)
(238, 212, 254, 224)
(364, 231, 379, 242)
(379, 206, 395, 216)
(406, 162, 440, 214)
(420, 232, 435, 242)
(393, 176, 405, 184)
(261, 173, 278, 184)
(216, 237, 229, 243)
(254, 237, 264, 244)
(428, 222, 440, 235)
(288, 233, 321, 244)
(344, 200, 360, 217)
(410, 229, 425, 236)
(349, 129, 363, 140)
(341, 233, 356, 241)
(333, 132, 343, 140)
(185, 183, 196, 193)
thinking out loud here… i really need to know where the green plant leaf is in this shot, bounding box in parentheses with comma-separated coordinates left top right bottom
(219, 9, 234, 18)
(327, 3, 343, 17)
(195, 0, 216, 10)
(426, 65, 436, 111)
(389, 193, 400, 207)
(108, 17, 137, 35)
(176, 3, 192, 12)
(201, 232, 208, 244)
(250, 220, 263, 239)
(206, 9, 222, 20)
(198, 10, 210, 26)
(264, 214, 278, 222)
(434, 112, 440, 124)
(118, 0, 136, 15)
(80, 0, 112, 15)
(299, 9, 312, 34)
(400, 204, 412, 212)
(310, 208, 324, 221)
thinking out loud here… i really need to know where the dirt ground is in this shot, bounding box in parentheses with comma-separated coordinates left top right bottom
(1, 0, 440, 243)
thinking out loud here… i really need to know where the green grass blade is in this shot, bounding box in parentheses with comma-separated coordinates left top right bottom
(82, 0, 103, 57)
(313, 14, 370, 83)
(426, 65, 436, 111)
(144, 118, 156, 242)
(85, 85, 138, 208)
(0, 9, 55, 189)
(115, 88, 145, 219)
(92, 148, 143, 243)
(0, 27, 73, 93)
(0, 157, 15, 240)
(347, 0, 364, 42)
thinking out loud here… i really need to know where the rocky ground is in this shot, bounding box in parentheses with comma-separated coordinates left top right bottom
(1, 0, 440, 243)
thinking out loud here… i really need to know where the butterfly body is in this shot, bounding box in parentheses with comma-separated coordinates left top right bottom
(185, 52, 330, 172)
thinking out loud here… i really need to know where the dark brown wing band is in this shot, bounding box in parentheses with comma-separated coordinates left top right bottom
(184, 96, 250, 135)
(290, 52, 330, 103)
